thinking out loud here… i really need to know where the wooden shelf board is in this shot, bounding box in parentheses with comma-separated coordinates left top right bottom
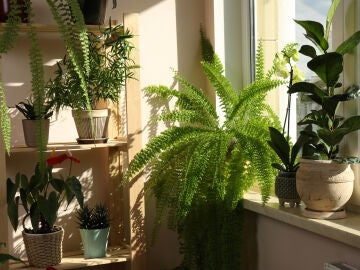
(9, 246, 131, 270)
(10, 139, 128, 153)
(0, 23, 103, 33)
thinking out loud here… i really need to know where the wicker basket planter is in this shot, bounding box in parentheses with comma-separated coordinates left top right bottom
(22, 227, 64, 267)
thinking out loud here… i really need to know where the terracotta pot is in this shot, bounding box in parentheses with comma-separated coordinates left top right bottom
(275, 171, 300, 207)
(296, 159, 354, 213)
(22, 227, 64, 267)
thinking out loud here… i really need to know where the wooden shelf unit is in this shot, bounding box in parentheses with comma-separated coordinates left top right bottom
(0, 13, 145, 270)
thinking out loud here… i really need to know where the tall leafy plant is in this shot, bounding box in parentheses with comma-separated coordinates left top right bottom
(289, 0, 360, 161)
(124, 33, 282, 269)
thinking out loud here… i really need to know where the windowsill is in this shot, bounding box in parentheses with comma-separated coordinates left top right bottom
(243, 192, 360, 249)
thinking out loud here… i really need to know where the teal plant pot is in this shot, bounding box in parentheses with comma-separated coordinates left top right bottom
(80, 227, 110, 259)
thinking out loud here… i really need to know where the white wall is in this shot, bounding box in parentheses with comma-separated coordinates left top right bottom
(257, 215, 360, 270)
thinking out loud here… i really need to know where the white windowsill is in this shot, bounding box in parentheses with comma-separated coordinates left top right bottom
(243, 192, 360, 249)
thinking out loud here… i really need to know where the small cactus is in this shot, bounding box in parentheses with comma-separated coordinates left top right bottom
(76, 203, 110, 229)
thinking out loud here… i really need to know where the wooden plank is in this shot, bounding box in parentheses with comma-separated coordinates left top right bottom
(9, 246, 130, 270)
(10, 140, 127, 153)
(123, 13, 146, 270)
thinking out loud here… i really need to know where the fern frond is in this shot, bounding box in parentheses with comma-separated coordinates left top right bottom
(201, 60, 238, 118)
(124, 126, 212, 182)
(175, 73, 218, 121)
(0, 83, 10, 153)
(255, 39, 265, 80)
(157, 110, 216, 128)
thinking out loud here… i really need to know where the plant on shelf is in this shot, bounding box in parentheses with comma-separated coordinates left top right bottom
(7, 151, 84, 267)
(46, 21, 135, 142)
(0, 0, 91, 154)
(16, 98, 54, 147)
(267, 43, 306, 207)
(123, 31, 282, 269)
(288, 0, 360, 218)
(75, 203, 110, 259)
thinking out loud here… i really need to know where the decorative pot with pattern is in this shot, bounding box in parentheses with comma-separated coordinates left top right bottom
(275, 171, 300, 207)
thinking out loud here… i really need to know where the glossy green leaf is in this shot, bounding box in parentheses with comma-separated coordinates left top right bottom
(339, 115, 360, 133)
(325, 0, 340, 41)
(289, 81, 326, 105)
(336, 31, 360, 55)
(65, 176, 84, 208)
(307, 52, 343, 87)
(7, 196, 19, 231)
(268, 127, 290, 168)
(299, 45, 317, 58)
(30, 203, 40, 232)
(0, 254, 24, 265)
(39, 192, 58, 229)
(295, 20, 328, 52)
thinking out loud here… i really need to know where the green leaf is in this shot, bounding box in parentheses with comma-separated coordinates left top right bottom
(38, 192, 58, 228)
(271, 163, 286, 171)
(65, 176, 84, 208)
(6, 178, 18, 204)
(298, 110, 326, 128)
(19, 188, 28, 214)
(0, 254, 24, 265)
(307, 52, 343, 87)
(289, 81, 326, 105)
(325, 0, 340, 41)
(339, 115, 360, 133)
(336, 31, 360, 55)
(51, 178, 65, 193)
(317, 128, 349, 147)
(29, 203, 40, 232)
(295, 20, 328, 52)
(299, 45, 317, 58)
(267, 127, 290, 167)
(7, 196, 19, 231)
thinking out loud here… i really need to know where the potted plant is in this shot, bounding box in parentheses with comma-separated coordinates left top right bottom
(289, 0, 360, 218)
(267, 43, 305, 207)
(46, 22, 135, 143)
(0, 0, 27, 22)
(15, 98, 53, 147)
(123, 33, 282, 269)
(75, 203, 110, 259)
(7, 151, 84, 267)
(78, 0, 117, 25)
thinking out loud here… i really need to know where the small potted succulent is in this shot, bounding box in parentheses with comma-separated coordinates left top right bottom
(75, 203, 110, 259)
(7, 152, 84, 267)
(16, 98, 54, 147)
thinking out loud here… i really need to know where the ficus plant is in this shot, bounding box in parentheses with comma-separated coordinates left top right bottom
(289, 0, 360, 161)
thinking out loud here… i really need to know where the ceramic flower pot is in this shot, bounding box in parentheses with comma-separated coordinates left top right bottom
(296, 158, 354, 219)
(80, 227, 110, 259)
(275, 171, 300, 207)
(22, 119, 50, 147)
(72, 109, 110, 144)
(22, 227, 64, 267)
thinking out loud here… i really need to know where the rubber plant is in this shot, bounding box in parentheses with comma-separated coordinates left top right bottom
(123, 32, 282, 269)
(289, 0, 360, 162)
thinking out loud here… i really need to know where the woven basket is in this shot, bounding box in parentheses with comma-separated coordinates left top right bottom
(22, 227, 64, 267)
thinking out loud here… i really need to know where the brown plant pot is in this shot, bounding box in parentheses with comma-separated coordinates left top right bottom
(22, 227, 64, 267)
(78, 0, 107, 25)
(22, 119, 50, 147)
(296, 159, 354, 219)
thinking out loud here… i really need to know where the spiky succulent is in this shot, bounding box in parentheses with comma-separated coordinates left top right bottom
(76, 204, 110, 230)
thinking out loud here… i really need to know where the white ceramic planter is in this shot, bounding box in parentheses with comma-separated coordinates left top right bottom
(22, 119, 50, 147)
(296, 159, 354, 218)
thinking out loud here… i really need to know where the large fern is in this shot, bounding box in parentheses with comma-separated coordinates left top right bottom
(124, 32, 282, 269)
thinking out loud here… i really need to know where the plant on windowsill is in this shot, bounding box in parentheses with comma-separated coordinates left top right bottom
(123, 31, 282, 269)
(7, 152, 84, 267)
(16, 98, 54, 147)
(267, 43, 307, 207)
(288, 0, 360, 218)
(46, 21, 135, 143)
(75, 203, 110, 259)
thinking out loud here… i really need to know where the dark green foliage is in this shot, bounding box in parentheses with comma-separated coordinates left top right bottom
(289, 1, 360, 160)
(16, 99, 53, 120)
(46, 22, 135, 111)
(0, 253, 24, 265)
(124, 35, 282, 269)
(76, 203, 110, 229)
(7, 161, 84, 234)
